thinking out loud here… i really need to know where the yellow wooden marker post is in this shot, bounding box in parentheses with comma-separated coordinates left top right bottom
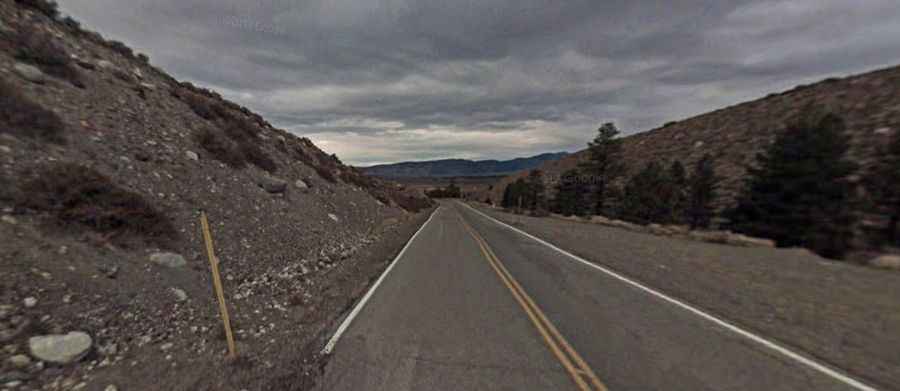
(200, 211, 237, 359)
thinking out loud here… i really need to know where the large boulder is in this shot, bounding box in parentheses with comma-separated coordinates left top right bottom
(257, 176, 287, 194)
(28, 332, 92, 364)
(149, 252, 187, 268)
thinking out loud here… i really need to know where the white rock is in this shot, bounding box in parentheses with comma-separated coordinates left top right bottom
(28, 332, 92, 364)
(14, 63, 46, 84)
(96, 60, 114, 69)
(23, 297, 37, 308)
(873, 127, 893, 135)
(105, 385, 119, 391)
(295, 179, 308, 189)
(185, 150, 199, 161)
(1, 215, 17, 225)
(170, 288, 188, 302)
(328, 213, 339, 222)
(149, 252, 187, 268)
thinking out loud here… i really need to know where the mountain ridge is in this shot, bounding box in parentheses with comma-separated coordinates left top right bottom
(362, 152, 568, 178)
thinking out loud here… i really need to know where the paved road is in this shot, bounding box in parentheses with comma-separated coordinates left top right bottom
(314, 201, 873, 391)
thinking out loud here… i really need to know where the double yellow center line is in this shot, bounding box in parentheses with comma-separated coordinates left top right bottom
(459, 216, 609, 391)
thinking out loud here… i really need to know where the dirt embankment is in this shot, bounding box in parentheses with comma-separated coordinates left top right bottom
(0, 2, 432, 390)
(471, 203, 900, 390)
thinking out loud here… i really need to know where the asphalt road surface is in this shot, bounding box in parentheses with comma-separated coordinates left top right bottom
(314, 201, 877, 391)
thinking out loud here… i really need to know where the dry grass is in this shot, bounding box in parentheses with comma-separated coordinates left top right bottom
(0, 79, 65, 143)
(15, 0, 59, 18)
(194, 128, 247, 168)
(13, 26, 83, 87)
(18, 163, 178, 247)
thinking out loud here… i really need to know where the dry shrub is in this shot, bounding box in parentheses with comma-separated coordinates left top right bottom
(19, 163, 177, 246)
(0, 79, 65, 143)
(241, 143, 277, 173)
(195, 128, 247, 168)
(105, 40, 134, 59)
(14, 27, 83, 87)
(393, 194, 434, 213)
(14, 0, 59, 18)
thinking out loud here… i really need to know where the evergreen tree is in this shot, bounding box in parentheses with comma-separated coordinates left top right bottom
(525, 170, 547, 212)
(579, 123, 623, 215)
(618, 162, 672, 224)
(665, 161, 688, 224)
(725, 110, 858, 258)
(501, 178, 529, 211)
(687, 154, 719, 229)
(552, 169, 590, 216)
(865, 131, 900, 246)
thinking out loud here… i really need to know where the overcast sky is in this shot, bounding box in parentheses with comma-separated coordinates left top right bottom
(61, 0, 900, 165)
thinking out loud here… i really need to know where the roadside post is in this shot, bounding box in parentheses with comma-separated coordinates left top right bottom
(199, 210, 237, 359)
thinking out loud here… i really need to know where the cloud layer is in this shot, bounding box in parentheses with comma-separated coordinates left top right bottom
(62, 0, 900, 165)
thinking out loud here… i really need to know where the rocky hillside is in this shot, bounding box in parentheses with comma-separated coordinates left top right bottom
(362, 152, 568, 178)
(488, 64, 900, 246)
(0, 2, 431, 390)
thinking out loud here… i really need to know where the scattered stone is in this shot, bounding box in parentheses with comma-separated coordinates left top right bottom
(150, 252, 187, 268)
(140, 82, 156, 91)
(13, 63, 46, 84)
(96, 60, 114, 69)
(694, 141, 705, 148)
(873, 127, 893, 135)
(159, 342, 174, 351)
(328, 213, 339, 222)
(97, 343, 118, 356)
(170, 288, 188, 302)
(23, 297, 37, 308)
(28, 332, 93, 364)
(869, 255, 900, 270)
(257, 176, 288, 194)
(105, 385, 119, 391)
(7, 354, 30, 369)
(295, 179, 309, 190)
(76, 59, 96, 70)
(1, 215, 16, 225)
(0, 145, 10, 154)
(185, 150, 199, 161)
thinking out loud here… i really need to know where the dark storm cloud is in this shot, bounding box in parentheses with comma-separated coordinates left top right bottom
(62, 0, 900, 165)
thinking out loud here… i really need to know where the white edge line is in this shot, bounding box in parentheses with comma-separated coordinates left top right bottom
(321, 207, 441, 355)
(459, 202, 879, 391)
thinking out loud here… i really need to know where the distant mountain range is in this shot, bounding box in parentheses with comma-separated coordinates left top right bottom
(361, 152, 569, 178)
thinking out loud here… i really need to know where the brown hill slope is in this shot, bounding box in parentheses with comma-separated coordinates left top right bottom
(488, 64, 900, 244)
(0, 2, 430, 390)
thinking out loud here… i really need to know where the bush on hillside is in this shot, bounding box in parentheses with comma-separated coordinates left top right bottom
(864, 130, 900, 247)
(14, 27, 83, 87)
(194, 128, 247, 168)
(686, 154, 720, 229)
(18, 163, 178, 247)
(552, 169, 591, 216)
(725, 110, 858, 259)
(0, 79, 65, 143)
(15, 0, 59, 18)
(106, 40, 134, 59)
(241, 142, 277, 173)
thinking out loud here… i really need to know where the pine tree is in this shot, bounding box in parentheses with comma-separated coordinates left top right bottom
(687, 154, 719, 229)
(525, 170, 547, 212)
(553, 169, 590, 216)
(619, 162, 672, 224)
(725, 110, 858, 258)
(579, 123, 623, 215)
(865, 131, 900, 246)
(665, 161, 688, 224)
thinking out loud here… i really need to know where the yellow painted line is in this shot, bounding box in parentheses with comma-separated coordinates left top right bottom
(460, 216, 608, 391)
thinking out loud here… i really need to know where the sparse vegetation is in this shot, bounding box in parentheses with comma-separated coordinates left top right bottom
(106, 40, 135, 59)
(501, 171, 547, 214)
(618, 162, 673, 225)
(18, 163, 177, 247)
(15, 0, 59, 18)
(241, 142, 277, 173)
(13, 26, 83, 87)
(426, 181, 462, 198)
(0, 79, 65, 143)
(194, 128, 247, 168)
(726, 110, 858, 259)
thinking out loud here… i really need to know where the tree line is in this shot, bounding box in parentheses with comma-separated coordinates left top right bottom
(500, 108, 900, 259)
